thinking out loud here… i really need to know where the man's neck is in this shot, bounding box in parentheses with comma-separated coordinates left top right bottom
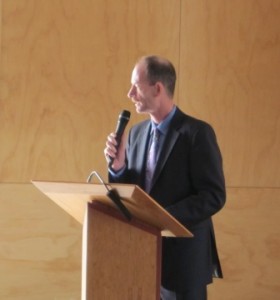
(150, 103, 175, 124)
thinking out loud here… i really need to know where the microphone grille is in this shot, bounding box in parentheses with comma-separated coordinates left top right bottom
(120, 110, 131, 120)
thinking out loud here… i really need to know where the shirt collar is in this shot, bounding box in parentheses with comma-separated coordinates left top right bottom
(150, 105, 177, 135)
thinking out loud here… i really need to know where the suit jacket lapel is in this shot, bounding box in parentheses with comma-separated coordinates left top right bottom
(152, 108, 184, 189)
(135, 121, 151, 178)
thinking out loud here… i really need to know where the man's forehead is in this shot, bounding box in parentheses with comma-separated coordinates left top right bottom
(131, 63, 147, 83)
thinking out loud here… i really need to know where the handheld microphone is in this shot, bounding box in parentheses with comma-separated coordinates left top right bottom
(110, 110, 131, 164)
(115, 110, 131, 146)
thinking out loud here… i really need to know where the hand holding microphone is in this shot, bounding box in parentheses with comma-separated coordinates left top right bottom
(104, 110, 130, 170)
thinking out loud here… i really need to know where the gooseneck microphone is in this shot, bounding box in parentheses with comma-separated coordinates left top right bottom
(109, 110, 131, 165)
(86, 170, 132, 221)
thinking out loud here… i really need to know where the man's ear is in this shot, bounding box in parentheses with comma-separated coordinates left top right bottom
(153, 82, 162, 96)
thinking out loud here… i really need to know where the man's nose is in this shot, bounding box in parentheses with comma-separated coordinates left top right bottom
(127, 86, 135, 98)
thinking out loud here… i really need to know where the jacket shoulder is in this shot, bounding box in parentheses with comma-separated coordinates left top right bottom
(129, 119, 150, 136)
(173, 108, 214, 134)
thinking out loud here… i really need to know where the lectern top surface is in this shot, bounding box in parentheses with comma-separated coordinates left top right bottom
(32, 181, 193, 238)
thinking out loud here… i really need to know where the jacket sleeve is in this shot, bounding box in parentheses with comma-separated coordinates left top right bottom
(166, 123, 226, 228)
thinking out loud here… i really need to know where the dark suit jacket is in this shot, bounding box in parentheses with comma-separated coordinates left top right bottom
(109, 107, 226, 292)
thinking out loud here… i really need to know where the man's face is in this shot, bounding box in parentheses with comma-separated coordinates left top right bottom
(127, 62, 157, 114)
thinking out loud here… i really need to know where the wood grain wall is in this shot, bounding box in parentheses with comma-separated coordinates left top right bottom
(0, 0, 279, 299)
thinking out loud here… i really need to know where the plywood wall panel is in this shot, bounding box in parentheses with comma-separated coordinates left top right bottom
(208, 187, 280, 299)
(0, 0, 180, 183)
(179, 0, 280, 187)
(0, 183, 81, 299)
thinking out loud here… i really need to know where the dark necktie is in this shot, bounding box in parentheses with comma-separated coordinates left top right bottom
(145, 128, 160, 192)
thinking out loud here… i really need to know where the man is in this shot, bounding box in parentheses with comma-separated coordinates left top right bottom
(104, 55, 226, 300)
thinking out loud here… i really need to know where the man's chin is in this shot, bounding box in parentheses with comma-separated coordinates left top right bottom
(135, 108, 147, 115)
(134, 103, 143, 112)
(134, 103, 149, 115)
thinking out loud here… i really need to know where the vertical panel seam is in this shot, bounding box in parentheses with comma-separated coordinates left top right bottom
(0, 0, 2, 67)
(177, 0, 182, 106)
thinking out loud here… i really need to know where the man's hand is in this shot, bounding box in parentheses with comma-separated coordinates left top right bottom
(104, 132, 126, 171)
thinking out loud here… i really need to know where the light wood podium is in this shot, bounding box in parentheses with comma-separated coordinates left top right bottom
(32, 180, 192, 300)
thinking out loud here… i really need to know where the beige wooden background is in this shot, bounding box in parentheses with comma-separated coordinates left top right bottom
(0, 0, 279, 299)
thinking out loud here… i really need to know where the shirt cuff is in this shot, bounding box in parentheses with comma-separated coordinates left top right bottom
(109, 165, 126, 178)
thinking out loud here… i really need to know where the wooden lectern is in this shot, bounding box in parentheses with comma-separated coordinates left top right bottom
(32, 181, 192, 300)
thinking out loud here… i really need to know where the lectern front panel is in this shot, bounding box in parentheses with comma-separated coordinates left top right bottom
(82, 202, 161, 300)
